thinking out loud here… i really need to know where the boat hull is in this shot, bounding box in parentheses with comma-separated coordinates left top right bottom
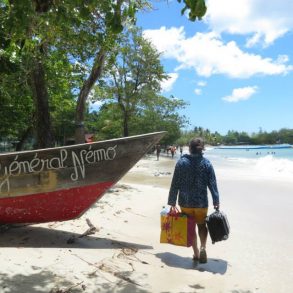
(0, 181, 113, 223)
(0, 132, 165, 224)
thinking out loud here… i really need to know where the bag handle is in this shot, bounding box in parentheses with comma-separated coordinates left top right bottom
(169, 206, 180, 216)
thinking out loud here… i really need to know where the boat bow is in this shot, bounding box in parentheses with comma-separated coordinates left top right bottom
(0, 132, 165, 224)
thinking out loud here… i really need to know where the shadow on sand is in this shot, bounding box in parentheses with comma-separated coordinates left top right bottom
(0, 225, 153, 250)
(156, 252, 228, 275)
(0, 270, 151, 293)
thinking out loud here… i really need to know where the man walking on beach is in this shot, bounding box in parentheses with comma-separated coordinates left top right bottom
(167, 137, 220, 263)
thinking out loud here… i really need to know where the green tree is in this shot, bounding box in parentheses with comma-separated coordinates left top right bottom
(95, 27, 168, 137)
(86, 92, 188, 144)
(177, 0, 207, 21)
(0, 56, 33, 146)
(85, 103, 124, 140)
(131, 95, 188, 144)
(0, 0, 148, 147)
(1, 0, 208, 148)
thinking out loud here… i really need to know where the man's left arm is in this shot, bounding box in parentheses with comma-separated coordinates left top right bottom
(207, 164, 220, 209)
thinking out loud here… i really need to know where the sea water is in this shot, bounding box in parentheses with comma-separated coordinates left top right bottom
(204, 146, 293, 180)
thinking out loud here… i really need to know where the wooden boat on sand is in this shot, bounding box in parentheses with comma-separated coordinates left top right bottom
(0, 132, 165, 224)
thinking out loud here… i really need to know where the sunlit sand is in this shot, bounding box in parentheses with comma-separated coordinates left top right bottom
(0, 152, 292, 292)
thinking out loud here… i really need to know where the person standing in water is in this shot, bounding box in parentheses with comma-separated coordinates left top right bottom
(167, 138, 220, 263)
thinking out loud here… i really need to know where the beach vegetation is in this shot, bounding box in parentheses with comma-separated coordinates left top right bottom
(176, 127, 293, 146)
(0, 0, 199, 150)
(90, 27, 169, 137)
(87, 27, 188, 142)
(85, 93, 188, 145)
(0, 0, 150, 148)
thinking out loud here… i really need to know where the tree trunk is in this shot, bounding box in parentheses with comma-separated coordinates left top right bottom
(75, 49, 105, 144)
(30, 58, 54, 149)
(117, 98, 129, 137)
(123, 111, 129, 137)
(16, 126, 33, 151)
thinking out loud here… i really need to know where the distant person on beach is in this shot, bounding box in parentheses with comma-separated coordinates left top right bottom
(166, 146, 170, 156)
(155, 144, 161, 161)
(170, 146, 176, 158)
(180, 146, 183, 157)
(167, 137, 220, 263)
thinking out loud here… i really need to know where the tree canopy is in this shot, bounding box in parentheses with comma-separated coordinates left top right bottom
(86, 28, 188, 144)
(93, 27, 168, 137)
(1, 0, 198, 150)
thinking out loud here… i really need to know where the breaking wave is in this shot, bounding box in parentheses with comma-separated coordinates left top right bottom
(206, 148, 293, 180)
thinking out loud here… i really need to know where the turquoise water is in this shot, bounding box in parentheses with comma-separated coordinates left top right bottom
(205, 146, 293, 161)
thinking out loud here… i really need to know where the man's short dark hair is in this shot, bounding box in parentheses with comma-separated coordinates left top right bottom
(189, 137, 205, 154)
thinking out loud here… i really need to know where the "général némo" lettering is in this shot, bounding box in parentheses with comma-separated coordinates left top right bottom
(0, 145, 117, 193)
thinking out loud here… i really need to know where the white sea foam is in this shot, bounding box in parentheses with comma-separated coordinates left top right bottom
(254, 155, 293, 179)
(216, 155, 293, 181)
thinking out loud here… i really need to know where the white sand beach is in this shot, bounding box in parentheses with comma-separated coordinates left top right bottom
(1, 152, 293, 293)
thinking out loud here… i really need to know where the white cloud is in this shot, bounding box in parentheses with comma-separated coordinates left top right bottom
(143, 26, 185, 59)
(206, 0, 293, 47)
(194, 81, 206, 95)
(143, 27, 293, 78)
(161, 72, 179, 92)
(194, 88, 202, 95)
(222, 86, 258, 103)
(197, 80, 207, 87)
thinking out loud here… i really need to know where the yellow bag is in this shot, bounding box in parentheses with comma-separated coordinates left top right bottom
(160, 207, 196, 247)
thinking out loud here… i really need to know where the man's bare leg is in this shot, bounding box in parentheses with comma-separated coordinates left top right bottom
(198, 223, 208, 263)
(198, 223, 208, 248)
(192, 232, 199, 260)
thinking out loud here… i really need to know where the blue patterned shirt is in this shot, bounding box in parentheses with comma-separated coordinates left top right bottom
(168, 154, 220, 208)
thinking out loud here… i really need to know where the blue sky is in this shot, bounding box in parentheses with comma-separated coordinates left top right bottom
(136, 0, 293, 135)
